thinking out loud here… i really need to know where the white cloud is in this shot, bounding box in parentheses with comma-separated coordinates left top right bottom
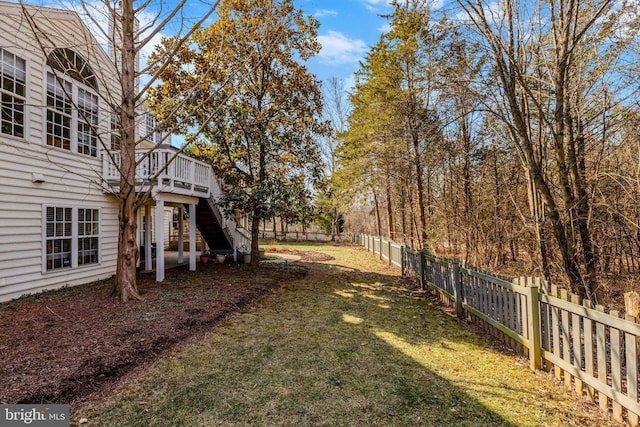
(378, 23, 392, 33)
(362, 0, 394, 12)
(314, 9, 338, 17)
(364, 0, 445, 13)
(452, 0, 503, 25)
(363, 0, 394, 6)
(317, 30, 368, 65)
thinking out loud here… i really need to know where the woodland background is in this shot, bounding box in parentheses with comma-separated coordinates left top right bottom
(318, 0, 640, 307)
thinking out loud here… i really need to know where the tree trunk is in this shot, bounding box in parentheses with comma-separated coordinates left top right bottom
(113, 0, 141, 301)
(462, 120, 473, 262)
(250, 208, 261, 269)
(330, 205, 337, 241)
(114, 188, 140, 301)
(411, 125, 427, 248)
(407, 174, 416, 248)
(573, 132, 598, 299)
(373, 188, 382, 237)
(273, 215, 277, 240)
(400, 182, 407, 244)
(385, 169, 394, 239)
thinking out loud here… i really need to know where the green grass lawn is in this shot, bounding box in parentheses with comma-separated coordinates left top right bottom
(77, 242, 616, 426)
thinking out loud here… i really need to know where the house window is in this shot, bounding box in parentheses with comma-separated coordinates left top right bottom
(145, 111, 163, 144)
(145, 111, 155, 143)
(0, 48, 26, 137)
(78, 208, 99, 266)
(47, 48, 98, 91)
(110, 113, 121, 150)
(77, 88, 98, 156)
(46, 73, 72, 150)
(45, 48, 100, 157)
(45, 206, 100, 271)
(46, 207, 72, 270)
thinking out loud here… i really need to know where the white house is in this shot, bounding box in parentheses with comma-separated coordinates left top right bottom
(0, 2, 249, 302)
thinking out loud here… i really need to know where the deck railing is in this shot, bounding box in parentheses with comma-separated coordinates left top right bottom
(102, 149, 211, 197)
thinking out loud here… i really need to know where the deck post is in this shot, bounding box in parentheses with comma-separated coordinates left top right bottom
(144, 205, 152, 271)
(189, 202, 196, 271)
(155, 198, 165, 282)
(178, 206, 184, 263)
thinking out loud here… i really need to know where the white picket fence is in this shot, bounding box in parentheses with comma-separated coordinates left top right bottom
(355, 234, 640, 426)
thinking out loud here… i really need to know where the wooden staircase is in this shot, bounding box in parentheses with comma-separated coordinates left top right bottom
(196, 198, 232, 251)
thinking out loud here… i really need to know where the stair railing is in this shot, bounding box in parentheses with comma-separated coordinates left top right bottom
(207, 174, 251, 261)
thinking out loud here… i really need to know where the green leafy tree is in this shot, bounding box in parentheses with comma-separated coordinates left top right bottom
(339, 37, 404, 237)
(314, 191, 345, 235)
(149, 0, 328, 266)
(340, 1, 446, 247)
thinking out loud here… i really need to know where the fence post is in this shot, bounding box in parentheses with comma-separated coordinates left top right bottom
(452, 259, 462, 318)
(526, 278, 542, 370)
(379, 236, 383, 260)
(419, 250, 426, 290)
(388, 240, 392, 265)
(400, 245, 405, 277)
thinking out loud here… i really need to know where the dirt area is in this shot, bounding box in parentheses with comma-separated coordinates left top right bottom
(0, 261, 307, 410)
(268, 248, 335, 262)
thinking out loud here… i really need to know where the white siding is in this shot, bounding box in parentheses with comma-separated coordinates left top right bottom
(0, 137, 120, 301)
(0, 2, 120, 301)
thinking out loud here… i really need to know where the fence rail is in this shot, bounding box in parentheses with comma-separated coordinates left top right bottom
(259, 231, 346, 242)
(354, 233, 640, 426)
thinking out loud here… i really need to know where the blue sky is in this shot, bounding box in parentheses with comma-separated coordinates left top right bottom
(299, 0, 395, 88)
(15, 0, 395, 89)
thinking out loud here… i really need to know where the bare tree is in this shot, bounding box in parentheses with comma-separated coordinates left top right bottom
(456, 0, 637, 300)
(320, 77, 351, 240)
(20, 0, 228, 300)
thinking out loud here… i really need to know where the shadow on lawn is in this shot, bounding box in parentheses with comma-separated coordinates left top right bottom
(304, 261, 522, 426)
(291, 256, 592, 426)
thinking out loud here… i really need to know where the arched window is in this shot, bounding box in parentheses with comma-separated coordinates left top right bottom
(45, 48, 99, 157)
(46, 48, 98, 91)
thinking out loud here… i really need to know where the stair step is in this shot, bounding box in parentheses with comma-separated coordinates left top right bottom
(196, 198, 232, 250)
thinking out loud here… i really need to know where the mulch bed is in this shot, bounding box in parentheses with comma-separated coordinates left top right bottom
(0, 261, 307, 410)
